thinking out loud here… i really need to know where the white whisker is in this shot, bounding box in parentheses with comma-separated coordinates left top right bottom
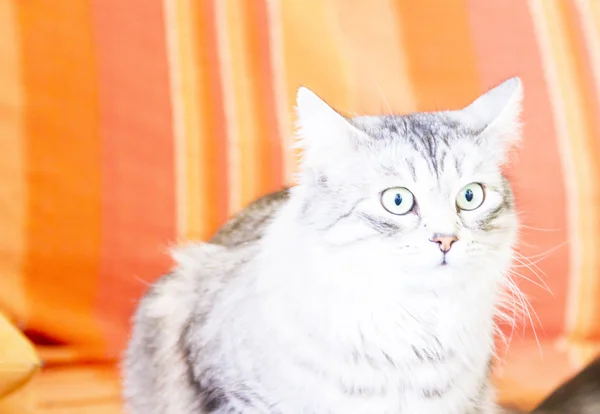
(511, 253, 553, 296)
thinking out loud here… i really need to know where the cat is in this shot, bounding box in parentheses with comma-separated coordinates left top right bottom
(216, 191, 600, 414)
(123, 77, 525, 413)
(209, 188, 291, 247)
(213, 191, 600, 414)
(134, 185, 600, 414)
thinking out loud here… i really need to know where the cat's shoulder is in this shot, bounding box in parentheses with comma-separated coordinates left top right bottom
(135, 242, 252, 318)
(172, 241, 257, 277)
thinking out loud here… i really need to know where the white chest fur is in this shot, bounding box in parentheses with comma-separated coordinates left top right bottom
(238, 261, 498, 414)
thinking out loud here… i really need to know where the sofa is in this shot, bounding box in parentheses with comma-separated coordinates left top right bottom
(1, 0, 599, 412)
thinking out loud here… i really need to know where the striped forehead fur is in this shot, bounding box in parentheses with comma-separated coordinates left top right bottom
(350, 113, 486, 178)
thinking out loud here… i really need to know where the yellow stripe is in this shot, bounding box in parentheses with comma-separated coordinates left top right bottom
(579, 0, 600, 99)
(333, 0, 416, 115)
(163, 0, 187, 240)
(225, 1, 261, 211)
(165, 0, 231, 240)
(265, 0, 293, 185)
(569, 0, 600, 340)
(278, 0, 354, 182)
(529, 0, 599, 341)
(218, 1, 287, 211)
(573, 0, 600, 348)
(0, 0, 28, 324)
(592, 0, 600, 42)
(166, 0, 215, 241)
(214, 0, 241, 216)
(528, 0, 581, 340)
(174, 0, 206, 240)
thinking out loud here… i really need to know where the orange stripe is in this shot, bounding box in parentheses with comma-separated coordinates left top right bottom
(17, 2, 103, 346)
(530, 0, 600, 347)
(278, 0, 354, 181)
(334, 0, 416, 115)
(194, 0, 229, 235)
(0, 1, 28, 325)
(248, 0, 283, 193)
(468, 0, 570, 338)
(216, 1, 282, 213)
(561, 0, 600, 341)
(92, 0, 177, 358)
(164, 0, 229, 240)
(396, 0, 481, 110)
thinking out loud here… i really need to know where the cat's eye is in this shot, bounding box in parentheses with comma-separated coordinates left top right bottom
(456, 183, 485, 211)
(380, 187, 415, 215)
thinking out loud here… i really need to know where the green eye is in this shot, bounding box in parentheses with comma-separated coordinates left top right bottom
(381, 187, 415, 215)
(456, 183, 485, 211)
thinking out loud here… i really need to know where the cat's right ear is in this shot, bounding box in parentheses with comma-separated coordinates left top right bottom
(460, 77, 524, 163)
(295, 87, 366, 177)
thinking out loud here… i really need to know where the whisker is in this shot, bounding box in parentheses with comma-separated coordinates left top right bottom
(511, 253, 553, 296)
(502, 273, 543, 356)
(516, 240, 568, 260)
(365, 68, 395, 117)
(518, 223, 562, 232)
(479, 254, 543, 358)
(507, 269, 552, 294)
(132, 274, 152, 287)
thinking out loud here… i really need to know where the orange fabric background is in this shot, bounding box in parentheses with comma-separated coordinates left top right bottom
(0, 0, 599, 411)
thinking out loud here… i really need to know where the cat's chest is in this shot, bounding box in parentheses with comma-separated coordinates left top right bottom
(280, 354, 486, 414)
(269, 319, 489, 413)
(338, 335, 478, 393)
(253, 273, 495, 412)
(315, 315, 491, 412)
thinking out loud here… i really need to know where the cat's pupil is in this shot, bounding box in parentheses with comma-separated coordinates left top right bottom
(394, 193, 402, 206)
(465, 189, 474, 202)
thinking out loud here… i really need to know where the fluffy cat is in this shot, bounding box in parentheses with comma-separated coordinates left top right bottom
(123, 77, 524, 413)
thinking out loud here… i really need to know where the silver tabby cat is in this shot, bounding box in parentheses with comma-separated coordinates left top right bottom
(123, 78, 524, 413)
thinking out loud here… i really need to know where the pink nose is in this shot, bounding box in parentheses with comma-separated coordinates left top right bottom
(430, 234, 458, 253)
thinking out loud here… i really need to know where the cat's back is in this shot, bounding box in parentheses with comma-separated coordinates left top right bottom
(123, 241, 257, 414)
(138, 241, 253, 323)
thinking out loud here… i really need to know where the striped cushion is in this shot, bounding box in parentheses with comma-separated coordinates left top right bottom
(0, 0, 598, 395)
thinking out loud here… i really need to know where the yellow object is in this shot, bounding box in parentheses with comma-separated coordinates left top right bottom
(0, 312, 40, 411)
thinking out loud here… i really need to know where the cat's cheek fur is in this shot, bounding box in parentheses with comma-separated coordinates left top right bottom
(321, 215, 382, 246)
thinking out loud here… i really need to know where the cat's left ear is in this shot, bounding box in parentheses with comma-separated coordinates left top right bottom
(295, 86, 368, 178)
(461, 77, 523, 162)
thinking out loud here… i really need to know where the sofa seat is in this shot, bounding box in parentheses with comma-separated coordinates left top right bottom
(22, 337, 599, 413)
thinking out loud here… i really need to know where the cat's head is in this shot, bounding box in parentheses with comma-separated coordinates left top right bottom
(292, 78, 522, 288)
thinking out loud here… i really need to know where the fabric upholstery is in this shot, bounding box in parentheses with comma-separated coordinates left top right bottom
(0, 0, 599, 411)
(0, 312, 40, 412)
